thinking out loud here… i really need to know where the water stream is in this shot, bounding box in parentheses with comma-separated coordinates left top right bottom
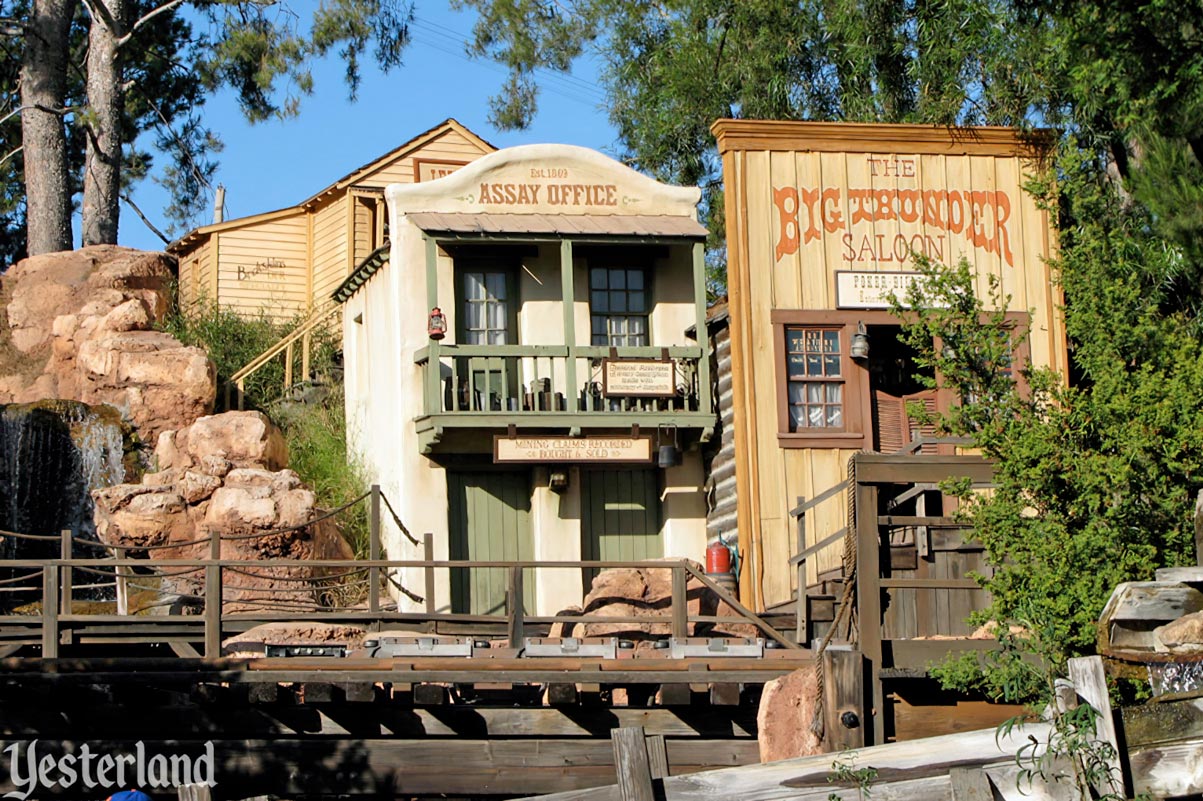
(0, 400, 135, 558)
(1147, 659, 1203, 697)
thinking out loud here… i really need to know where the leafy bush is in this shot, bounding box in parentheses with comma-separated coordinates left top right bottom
(894, 157, 1203, 702)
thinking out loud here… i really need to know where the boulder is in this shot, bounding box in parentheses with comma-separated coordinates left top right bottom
(1154, 610, 1203, 654)
(0, 246, 215, 444)
(93, 411, 352, 612)
(222, 622, 368, 658)
(157, 411, 288, 473)
(757, 665, 824, 763)
(566, 563, 761, 641)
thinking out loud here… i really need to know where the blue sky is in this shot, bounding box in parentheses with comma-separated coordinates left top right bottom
(118, 3, 620, 251)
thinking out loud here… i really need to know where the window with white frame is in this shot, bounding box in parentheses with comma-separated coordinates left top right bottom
(590, 267, 649, 346)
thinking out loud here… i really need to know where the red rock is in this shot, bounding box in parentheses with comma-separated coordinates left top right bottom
(757, 665, 824, 763)
(1155, 610, 1203, 654)
(1, 246, 216, 444)
(93, 411, 352, 612)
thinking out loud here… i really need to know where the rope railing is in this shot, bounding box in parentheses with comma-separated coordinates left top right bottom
(378, 491, 419, 546)
(0, 528, 63, 542)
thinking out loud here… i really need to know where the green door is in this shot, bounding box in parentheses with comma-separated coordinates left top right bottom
(581, 469, 663, 586)
(448, 470, 535, 615)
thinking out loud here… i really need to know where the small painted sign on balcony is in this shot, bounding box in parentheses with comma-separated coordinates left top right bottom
(602, 359, 676, 397)
(494, 436, 653, 464)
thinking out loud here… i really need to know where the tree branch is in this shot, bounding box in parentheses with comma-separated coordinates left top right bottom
(0, 145, 23, 169)
(79, 0, 119, 34)
(116, 0, 188, 48)
(120, 192, 170, 244)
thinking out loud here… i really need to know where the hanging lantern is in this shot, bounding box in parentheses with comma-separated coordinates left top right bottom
(427, 307, 447, 340)
(850, 321, 870, 361)
(657, 423, 681, 468)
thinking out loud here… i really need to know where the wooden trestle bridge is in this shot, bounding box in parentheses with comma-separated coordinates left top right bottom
(0, 452, 1019, 799)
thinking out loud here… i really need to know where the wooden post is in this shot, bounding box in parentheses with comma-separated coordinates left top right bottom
(645, 734, 669, 780)
(854, 475, 884, 746)
(822, 648, 865, 751)
(41, 565, 59, 658)
(284, 341, 294, 390)
(671, 566, 688, 640)
(59, 529, 72, 616)
(177, 783, 212, 801)
(507, 566, 525, 650)
(1068, 655, 1127, 798)
(692, 241, 712, 415)
(1194, 489, 1203, 566)
(611, 726, 656, 801)
(560, 239, 578, 412)
(301, 331, 312, 384)
(115, 546, 129, 616)
(795, 496, 807, 645)
(949, 767, 994, 801)
(423, 532, 435, 614)
(204, 528, 221, 659)
(369, 485, 381, 614)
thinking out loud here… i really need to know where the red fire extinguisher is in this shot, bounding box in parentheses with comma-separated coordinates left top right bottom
(427, 307, 447, 340)
(706, 539, 733, 575)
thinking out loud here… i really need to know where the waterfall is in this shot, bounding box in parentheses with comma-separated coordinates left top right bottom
(0, 400, 134, 559)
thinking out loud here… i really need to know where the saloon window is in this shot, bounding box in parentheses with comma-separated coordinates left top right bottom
(785, 327, 844, 429)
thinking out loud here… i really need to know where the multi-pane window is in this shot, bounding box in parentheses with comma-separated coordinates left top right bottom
(591, 268, 648, 346)
(462, 271, 509, 345)
(785, 327, 844, 430)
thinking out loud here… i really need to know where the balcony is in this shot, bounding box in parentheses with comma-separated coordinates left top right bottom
(413, 343, 714, 452)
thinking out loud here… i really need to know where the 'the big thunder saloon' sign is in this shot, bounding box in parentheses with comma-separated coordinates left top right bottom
(772, 155, 1017, 269)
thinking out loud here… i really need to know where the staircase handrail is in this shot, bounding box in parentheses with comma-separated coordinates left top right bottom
(229, 301, 341, 384)
(225, 301, 342, 409)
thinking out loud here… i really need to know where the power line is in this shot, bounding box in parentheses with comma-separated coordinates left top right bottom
(409, 14, 607, 105)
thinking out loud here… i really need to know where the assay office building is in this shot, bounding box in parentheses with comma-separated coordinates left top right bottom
(336, 144, 714, 615)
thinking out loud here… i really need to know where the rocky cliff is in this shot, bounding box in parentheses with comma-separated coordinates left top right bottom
(0, 245, 215, 444)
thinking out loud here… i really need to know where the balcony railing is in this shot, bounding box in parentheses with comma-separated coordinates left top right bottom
(413, 344, 714, 443)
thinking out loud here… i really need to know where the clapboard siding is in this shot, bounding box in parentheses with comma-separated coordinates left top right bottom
(353, 197, 375, 264)
(714, 120, 1065, 610)
(215, 214, 309, 320)
(360, 129, 489, 186)
(311, 198, 348, 304)
(169, 121, 494, 319)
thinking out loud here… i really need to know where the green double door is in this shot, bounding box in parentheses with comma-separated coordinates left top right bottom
(581, 469, 663, 586)
(449, 470, 535, 615)
(448, 468, 663, 612)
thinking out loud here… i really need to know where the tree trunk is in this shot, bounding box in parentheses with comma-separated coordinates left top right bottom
(19, 0, 75, 255)
(82, 0, 126, 246)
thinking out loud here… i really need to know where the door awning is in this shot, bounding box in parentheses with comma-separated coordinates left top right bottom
(404, 212, 707, 239)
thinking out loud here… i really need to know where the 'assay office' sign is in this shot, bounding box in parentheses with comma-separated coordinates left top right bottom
(772, 155, 1016, 268)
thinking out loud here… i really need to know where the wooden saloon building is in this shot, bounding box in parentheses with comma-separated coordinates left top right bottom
(710, 120, 1067, 614)
(335, 144, 714, 614)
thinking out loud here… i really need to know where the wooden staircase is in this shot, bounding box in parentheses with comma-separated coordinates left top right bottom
(225, 301, 342, 410)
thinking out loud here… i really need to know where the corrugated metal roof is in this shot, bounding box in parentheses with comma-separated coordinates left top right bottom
(405, 212, 707, 239)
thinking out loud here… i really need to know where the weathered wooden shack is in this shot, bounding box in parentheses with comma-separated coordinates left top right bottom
(168, 119, 494, 320)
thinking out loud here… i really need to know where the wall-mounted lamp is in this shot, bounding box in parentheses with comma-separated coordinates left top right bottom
(353, 312, 363, 325)
(850, 321, 870, 361)
(657, 424, 681, 469)
(549, 470, 570, 494)
(427, 307, 447, 340)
